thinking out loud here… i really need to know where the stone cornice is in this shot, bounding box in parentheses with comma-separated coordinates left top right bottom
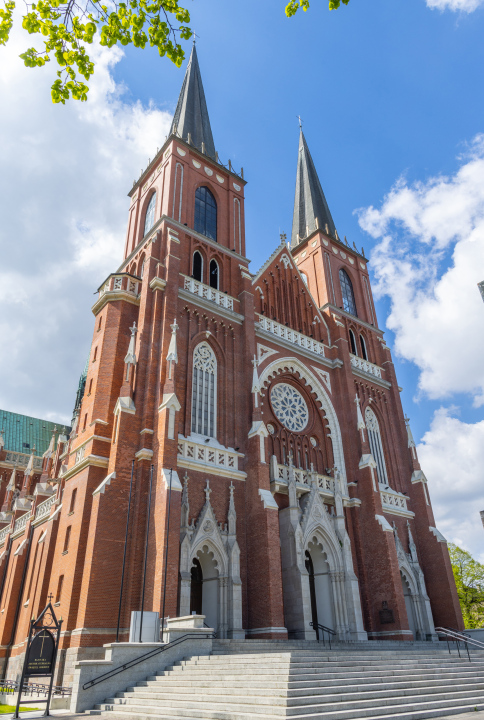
(62, 454, 109, 482)
(92, 290, 140, 317)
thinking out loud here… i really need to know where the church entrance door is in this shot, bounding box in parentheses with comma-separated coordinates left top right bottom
(306, 540, 335, 637)
(190, 546, 219, 632)
(190, 558, 203, 615)
(305, 551, 319, 639)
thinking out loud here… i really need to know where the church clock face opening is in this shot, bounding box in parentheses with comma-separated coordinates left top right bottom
(270, 383, 309, 432)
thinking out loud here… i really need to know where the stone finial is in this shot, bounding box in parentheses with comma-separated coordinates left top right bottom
(24, 446, 36, 478)
(355, 394, 366, 434)
(404, 415, 416, 448)
(43, 428, 56, 459)
(124, 322, 138, 367)
(166, 320, 179, 380)
(7, 466, 16, 492)
(251, 355, 261, 407)
(204, 479, 212, 504)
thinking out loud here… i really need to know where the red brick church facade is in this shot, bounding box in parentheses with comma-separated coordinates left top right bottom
(0, 46, 463, 683)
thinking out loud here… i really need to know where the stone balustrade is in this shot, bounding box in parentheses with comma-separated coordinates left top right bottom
(349, 353, 382, 379)
(35, 493, 57, 521)
(182, 275, 235, 311)
(0, 525, 11, 546)
(4, 451, 43, 470)
(258, 316, 325, 357)
(12, 511, 30, 536)
(100, 274, 139, 298)
(380, 486, 410, 515)
(273, 463, 335, 495)
(177, 435, 245, 480)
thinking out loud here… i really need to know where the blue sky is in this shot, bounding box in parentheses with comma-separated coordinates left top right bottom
(110, 0, 484, 438)
(1, 0, 483, 558)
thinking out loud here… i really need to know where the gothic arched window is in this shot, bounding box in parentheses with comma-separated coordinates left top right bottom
(191, 342, 217, 438)
(193, 251, 203, 282)
(349, 329, 357, 355)
(144, 192, 156, 236)
(339, 268, 357, 316)
(194, 186, 217, 241)
(209, 259, 219, 289)
(360, 334, 368, 360)
(365, 406, 389, 485)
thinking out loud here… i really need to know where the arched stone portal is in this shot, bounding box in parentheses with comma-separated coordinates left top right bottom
(278, 464, 367, 641)
(179, 478, 244, 639)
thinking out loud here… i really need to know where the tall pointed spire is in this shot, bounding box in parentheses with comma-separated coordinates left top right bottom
(170, 45, 216, 159)
(291, 129, 336, 248)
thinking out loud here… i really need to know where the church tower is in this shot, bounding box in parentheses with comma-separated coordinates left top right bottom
(0, 47, 464, 685)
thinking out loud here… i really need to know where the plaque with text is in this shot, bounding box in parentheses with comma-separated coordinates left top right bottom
(379, 608, 395, 624)
(25, 629, 55, 677)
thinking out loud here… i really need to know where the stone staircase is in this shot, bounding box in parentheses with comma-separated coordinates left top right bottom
(89, 639, 484, 720)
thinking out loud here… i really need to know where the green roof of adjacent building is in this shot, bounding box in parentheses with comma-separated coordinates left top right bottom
(0, 409, 69, 457)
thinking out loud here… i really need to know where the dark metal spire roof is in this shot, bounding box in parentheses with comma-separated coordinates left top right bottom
(170, 44, 216, 159)
(291, 129, 336, 248)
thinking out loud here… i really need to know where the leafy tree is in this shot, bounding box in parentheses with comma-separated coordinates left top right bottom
(285, 0, 349, 17)
(0, 0, 350, 105)
(0, 0, 191, 103)
(448, 543, 484, 629)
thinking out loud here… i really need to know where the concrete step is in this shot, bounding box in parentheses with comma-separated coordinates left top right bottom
(89, 694, 484, 720)
(135, 671, 484, 691)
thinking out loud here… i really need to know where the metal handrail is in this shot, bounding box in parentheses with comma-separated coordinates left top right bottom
(310, 621, 336, 649)
(435, 626, 484, 660)
(82, 631, 213, 690)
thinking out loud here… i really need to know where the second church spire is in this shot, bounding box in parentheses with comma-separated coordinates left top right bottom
(170, 45, 216, 159)
(291, 129, 336, 248)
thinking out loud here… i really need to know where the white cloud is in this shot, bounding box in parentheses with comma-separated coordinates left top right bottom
(426, 0, 484, 12)
(0, 18, 172, 424)
(357, 135, 484, 405)
(418, 408, 484, 563)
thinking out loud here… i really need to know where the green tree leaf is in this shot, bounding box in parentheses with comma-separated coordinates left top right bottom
(448, 543, 484, 629)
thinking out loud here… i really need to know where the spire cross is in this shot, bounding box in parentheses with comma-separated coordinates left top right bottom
(280, 232, 287, 242)
(297, 115, 303, 129)
(48, 593, 53, 603)
(192, 31, 199, 45)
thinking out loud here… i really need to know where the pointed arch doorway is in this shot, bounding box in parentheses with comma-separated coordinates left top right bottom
(304, 540, 335, 639)
(189, 546, 219, 632)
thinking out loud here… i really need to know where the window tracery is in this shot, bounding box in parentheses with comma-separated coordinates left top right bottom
(365, 406, 389, 485)
(191, 343, 217, 438)
(194, 186, 217, 241)
(339, 268, 357, 316)
(144, 192, 156, 236)
(270, 383, 309, 433)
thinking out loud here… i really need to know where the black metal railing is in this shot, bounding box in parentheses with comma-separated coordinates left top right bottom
(82, 631, 213, 690)
(310, 622, 336, 649)
(203, 622, 217, 639)
(0, 679, 71, 697)
(435, 626, 484, 662)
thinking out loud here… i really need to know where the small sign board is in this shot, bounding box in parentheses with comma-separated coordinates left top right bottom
(379, 608, 395, 624)
(25, 629, 56, 677)
(14, 598, 62, 718)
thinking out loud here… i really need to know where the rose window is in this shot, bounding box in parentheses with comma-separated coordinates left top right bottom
(270, 383, 309, 432)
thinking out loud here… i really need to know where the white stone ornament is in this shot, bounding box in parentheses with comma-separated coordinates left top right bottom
(270, 383, 308, 432)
